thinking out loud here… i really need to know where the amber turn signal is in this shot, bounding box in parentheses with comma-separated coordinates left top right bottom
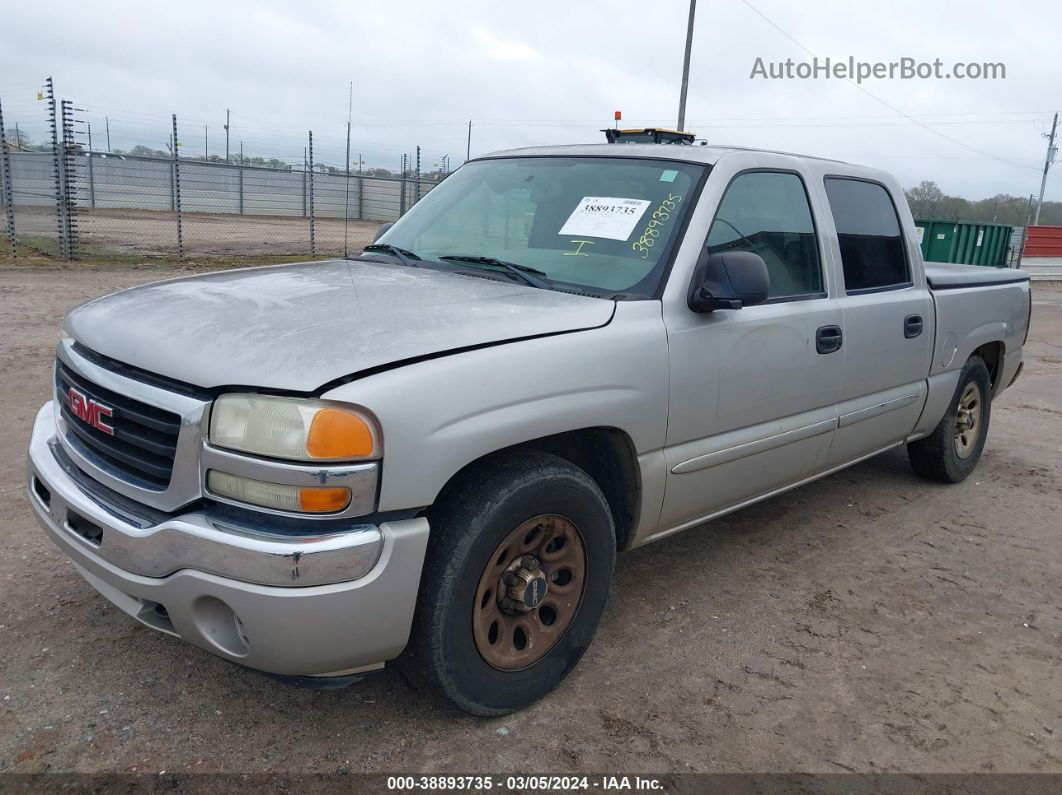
(298, 485, 352, 513)
(306, 407, 377, 460)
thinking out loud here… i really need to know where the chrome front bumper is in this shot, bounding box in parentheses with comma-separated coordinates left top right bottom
(28, 402, 430, 676)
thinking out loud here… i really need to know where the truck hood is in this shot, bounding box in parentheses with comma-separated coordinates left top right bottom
(64, 259, 615, 392)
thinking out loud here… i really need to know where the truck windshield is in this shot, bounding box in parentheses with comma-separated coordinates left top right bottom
(373, 157, 704, 297)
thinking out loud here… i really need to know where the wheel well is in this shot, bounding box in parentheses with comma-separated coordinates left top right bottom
(973, 341, 1003, 388)
(431, 428, 641, 552)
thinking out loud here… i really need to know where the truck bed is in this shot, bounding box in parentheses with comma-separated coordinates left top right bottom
(925, 261, 1031, 383)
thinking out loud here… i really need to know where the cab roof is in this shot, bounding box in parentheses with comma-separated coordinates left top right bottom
(479, 142, 851, 167)
(475, 142, 904, 188)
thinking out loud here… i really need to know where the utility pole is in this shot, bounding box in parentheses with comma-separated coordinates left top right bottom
(105, 117, 110, 152)
(1034, 111, 1058, 226)
(676, 0, 697, 131)
(204, 124, 208, 159)
(87, 122, 93, 152)
(224, 108, 230, 164)
(466, 120, 472, 161)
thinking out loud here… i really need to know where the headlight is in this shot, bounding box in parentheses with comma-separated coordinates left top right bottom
(209, 394, 380, 462)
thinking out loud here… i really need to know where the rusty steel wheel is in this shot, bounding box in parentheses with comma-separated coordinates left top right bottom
(472, 514, 587, 671)
(953, 381, 983, 460)
(908, 355, 992, 484)
(399, 449, 615, 716)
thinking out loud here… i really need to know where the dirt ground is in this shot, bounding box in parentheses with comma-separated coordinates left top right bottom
(7, 206, 380, 259)
(0, 265, 1060, 776)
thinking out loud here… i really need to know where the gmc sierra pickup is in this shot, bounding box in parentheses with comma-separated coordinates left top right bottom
(27, 143, 1031, 715)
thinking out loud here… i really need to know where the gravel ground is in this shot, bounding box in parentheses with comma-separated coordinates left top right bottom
(0, 266, 1060, 775)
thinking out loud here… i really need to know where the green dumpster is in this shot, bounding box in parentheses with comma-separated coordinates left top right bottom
(914, 219, 1013, 268)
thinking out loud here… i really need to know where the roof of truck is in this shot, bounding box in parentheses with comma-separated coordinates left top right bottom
(479, 142, 852, 166)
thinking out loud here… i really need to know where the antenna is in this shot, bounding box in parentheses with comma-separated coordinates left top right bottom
(343, 80, 353, 258)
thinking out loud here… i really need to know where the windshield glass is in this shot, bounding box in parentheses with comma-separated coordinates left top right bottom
(374, 157, 704, 296)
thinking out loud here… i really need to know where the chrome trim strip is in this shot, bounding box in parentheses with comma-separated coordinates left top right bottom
(838, 393, 920, 428)
(648, 440, 906, 545)
(201, 445, 379, 520)
(30, 403, 384, 587)
(671, 418, 837, 475)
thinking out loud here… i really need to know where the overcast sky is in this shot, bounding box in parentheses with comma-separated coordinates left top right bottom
(1, 0, 1059, 200)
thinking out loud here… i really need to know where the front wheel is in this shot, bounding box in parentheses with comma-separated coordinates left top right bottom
(907, 355, 992, 483)
(399, 450, 616, 716)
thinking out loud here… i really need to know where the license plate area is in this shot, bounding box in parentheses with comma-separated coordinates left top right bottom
(66, 509, 104, 546)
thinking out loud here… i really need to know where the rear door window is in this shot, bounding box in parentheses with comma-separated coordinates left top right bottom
(824, 178, 911, 292)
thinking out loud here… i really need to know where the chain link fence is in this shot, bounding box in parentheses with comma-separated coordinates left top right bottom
(0, 79, 443, 264)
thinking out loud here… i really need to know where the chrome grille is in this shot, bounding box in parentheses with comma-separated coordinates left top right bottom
(55, 361, 181, 488)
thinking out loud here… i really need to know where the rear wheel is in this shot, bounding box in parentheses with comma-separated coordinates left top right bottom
(399, 450, 616, 716)
(908, 355, 992, 483)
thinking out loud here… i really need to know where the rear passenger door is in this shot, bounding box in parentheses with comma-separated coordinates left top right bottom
(820, 177, 933, 466)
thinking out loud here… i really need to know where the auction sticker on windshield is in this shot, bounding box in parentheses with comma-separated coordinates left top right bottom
(559, 197, 652, 241)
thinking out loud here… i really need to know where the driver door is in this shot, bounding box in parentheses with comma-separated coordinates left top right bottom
(659, 169, 844, 530)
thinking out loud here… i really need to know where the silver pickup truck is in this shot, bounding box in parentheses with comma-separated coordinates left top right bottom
(27, 143, 1031, 715)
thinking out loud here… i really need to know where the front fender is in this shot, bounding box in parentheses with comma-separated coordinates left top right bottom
(321, 301, 670, 516)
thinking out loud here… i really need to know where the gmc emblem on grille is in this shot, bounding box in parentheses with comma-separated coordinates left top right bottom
(66, 387, 115, 436)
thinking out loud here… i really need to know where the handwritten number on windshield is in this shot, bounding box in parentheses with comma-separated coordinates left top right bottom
(631, 194, 682, 259)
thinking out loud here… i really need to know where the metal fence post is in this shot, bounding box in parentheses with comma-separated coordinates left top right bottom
(0, 96, 17, 259)
(414, 145, 421, 204)
(60, 100, 79, 259)
(238, 141, 244, 215)
(308, 131, 315, 258)
(87, 151, 96, 208)
(399, 154, 407, 217)
(85, 121, 96, 208)
(45, 78, 69, 259)
(172, 114, 183, 258)
(343, 123, 352, 258)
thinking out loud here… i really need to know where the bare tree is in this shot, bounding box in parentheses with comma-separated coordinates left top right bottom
(906, 180, 945, 219)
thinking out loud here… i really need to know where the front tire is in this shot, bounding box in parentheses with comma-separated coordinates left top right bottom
(400, 450, 616, 716)
(907, 355, 992, 483)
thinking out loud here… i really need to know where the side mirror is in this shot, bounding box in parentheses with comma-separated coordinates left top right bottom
(372, 222, 394, 243)
(688, 251, 770, 312)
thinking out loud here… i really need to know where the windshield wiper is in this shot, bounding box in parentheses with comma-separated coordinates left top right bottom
(439, 255, 551, 289)
(361, 243, 421, 268)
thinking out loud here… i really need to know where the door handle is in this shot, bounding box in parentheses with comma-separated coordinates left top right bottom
(816, 325, 843, 354)
(904, 314, 924, 339)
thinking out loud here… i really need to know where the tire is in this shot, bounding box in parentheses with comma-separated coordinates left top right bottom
(399, 450, 616, 716)
(907, 355, 992, 483)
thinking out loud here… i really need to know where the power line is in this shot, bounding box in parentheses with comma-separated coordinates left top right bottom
(737, 0, 1040, 172)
